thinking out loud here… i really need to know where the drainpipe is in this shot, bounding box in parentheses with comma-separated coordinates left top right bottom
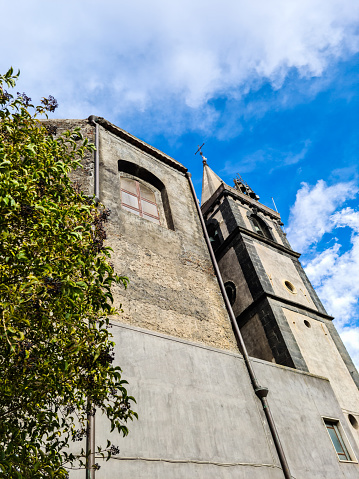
(88, 115, 100, 202)
(85, 405, 96, 479)
(186, 172, 293, 479)
(86, 116, 99, 479)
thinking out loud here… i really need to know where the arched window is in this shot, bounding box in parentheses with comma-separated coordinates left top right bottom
(224, 281, 236, 306)
(120, 177, 161, 224)
(250, 215, 273, 240)
(118, 160, 174, 230)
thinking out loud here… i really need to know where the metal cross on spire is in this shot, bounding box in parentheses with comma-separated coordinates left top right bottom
(195, 143, 207, 165)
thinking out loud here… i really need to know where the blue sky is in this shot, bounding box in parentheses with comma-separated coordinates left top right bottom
(1, 0, 359, 365)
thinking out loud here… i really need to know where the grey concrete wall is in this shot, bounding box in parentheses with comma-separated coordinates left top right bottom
(69, 324, 359, 478)
(253, 357, 359, 479)
(87, 324, 282, 479)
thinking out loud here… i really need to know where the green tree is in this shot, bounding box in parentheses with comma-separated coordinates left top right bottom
(0, 68, 137, 478)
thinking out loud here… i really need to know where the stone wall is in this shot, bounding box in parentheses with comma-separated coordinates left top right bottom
(43, 118, 238, 352)
(98, 125, 237, 351)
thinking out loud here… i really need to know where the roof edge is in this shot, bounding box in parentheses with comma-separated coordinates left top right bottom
(94, 117, 188, 174)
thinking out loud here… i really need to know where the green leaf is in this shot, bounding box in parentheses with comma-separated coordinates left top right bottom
(0, 69, 136, 476)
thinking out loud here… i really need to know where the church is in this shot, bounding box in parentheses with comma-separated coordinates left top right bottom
(47, 116, 359, 478)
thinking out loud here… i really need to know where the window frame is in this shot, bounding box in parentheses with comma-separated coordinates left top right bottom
(120, 176, 161, 225)
(322, 417, 357, 463)
(118, 160, 174, 230)
(283, 280, 297, 294)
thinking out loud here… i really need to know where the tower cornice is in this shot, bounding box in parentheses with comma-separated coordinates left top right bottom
(202, 183, 282, 223)
(214, 225, 301, 260)
(236, 292, 335, 326)
(92, 117, 188, 174)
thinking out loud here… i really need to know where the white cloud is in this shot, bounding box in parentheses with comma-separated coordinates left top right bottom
(1, 0, 359, 132)
(286, 180, 357, 251)
(304, 243, 341, 286)
(306, 236, 359, 366)
(287, 180, 359, 367)
(331, 207, 359, 233)
(305, 237, 359, 324)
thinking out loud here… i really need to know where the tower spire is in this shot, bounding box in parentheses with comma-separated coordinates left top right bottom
(197, 144, 224, 204)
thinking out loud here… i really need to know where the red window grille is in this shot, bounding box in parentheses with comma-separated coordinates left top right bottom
(121, 177, 161, 225)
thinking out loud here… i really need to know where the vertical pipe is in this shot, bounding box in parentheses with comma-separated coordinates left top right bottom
(88, 115, 99, 202)
(85, 406, 96, 479)
(86, 115, 99, 479)
(186, 171, 293, 479)
(94, 121, 99, 202)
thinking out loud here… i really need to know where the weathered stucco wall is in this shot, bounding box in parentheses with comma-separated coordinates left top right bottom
(237, 203, 253, 230)
(44, 118, 238, 351)
(209, 207, 230, 241)
(97, 126, 238, 351)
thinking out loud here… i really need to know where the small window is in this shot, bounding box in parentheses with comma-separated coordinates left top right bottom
(284, 280, 296, 294)
(207, 224, 221, 250)
(348, 414, 359, 430)
(224, 281, 236, 306)
(121, 177, 160, 225)
(324, 419, 352, 461)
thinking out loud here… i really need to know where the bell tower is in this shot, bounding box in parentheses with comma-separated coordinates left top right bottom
(201, 161, 359, 413)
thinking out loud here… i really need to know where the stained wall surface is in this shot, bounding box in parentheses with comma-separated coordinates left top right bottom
(44, 119, 238, 351)
(97, 125, 237, 351)
(241, 314, 275, 362)
(217, 246, 253, 315)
